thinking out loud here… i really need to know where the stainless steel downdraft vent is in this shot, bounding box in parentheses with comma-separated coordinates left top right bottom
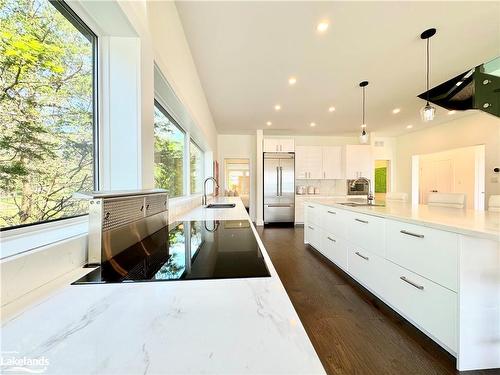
(74, 190, 168, 266)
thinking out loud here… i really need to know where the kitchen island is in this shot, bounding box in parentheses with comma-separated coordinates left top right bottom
(303, 198, 500, 371)
(1, 197, 325, 374)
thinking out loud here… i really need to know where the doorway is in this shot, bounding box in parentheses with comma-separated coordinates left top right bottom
(374, 160, 391, 201)
(224, 158, 250, 213)
(413, 145, 485, 209)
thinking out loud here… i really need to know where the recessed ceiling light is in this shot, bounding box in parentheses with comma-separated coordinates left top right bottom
(288, 77, 297, 85)
(448, 110, 456, 115)
(310, 122, 316, 127)
(266, 121, 272, 126)
(328, 106, 335, 112)
(392, 108, 401, 114)
(317, 22, 329, 33)
(406, 124, 413, 129)
(274, 104, 281, 111)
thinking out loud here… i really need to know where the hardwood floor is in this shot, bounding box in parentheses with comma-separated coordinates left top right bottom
(256, 226, 498, 375)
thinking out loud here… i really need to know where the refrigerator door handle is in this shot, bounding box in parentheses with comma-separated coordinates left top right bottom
(276, 166, 280, 196)
(279, 166, 283, 196)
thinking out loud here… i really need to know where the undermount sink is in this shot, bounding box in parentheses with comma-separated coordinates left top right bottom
(205, 203, 236, 209)
(339, 202, 385, 207)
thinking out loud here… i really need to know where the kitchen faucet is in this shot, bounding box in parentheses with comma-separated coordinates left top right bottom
(202, 177, 219, 206)
(350, 177, 375, 205)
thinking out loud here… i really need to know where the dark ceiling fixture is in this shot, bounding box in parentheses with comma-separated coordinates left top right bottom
(420, 28, 437, 122)
(359, 80, 369, 144)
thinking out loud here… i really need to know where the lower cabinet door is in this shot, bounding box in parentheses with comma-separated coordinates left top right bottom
(347, 245, 385, 297)
(383, 260, 457, 352)
(305, 223, 321, 250)
(321, 233, 347, 270)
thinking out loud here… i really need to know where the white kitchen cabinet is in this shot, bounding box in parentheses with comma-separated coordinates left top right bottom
(321, 233, 348, 270)
(347, 211, 386, 257)
(383, 259, 457, 352)
(344, 145, 373, 179)
(347, 245, 387, 297)
(295, 146, 323, 179)
(322, 146, 344, 179)
(305, 222, 322, 250)
(386, 220, 458, 291)
(263, 138, 295, 152)
(321, 205, 348, 238)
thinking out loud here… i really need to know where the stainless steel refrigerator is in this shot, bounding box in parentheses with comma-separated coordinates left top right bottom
(263, 153, 295, 223)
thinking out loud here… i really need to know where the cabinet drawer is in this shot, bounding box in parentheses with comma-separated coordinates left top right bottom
(386, 220, 458, 291)
(321, 206, 348, 238)
(383, 260, 457, 352)
(347, 245, 385, 297)
(347, 212, 386, 257)
(305, 203, 320, 226)
(305, 223, 321, 250)
(321, 233, 347, 270)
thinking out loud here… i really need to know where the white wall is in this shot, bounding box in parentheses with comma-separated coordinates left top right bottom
(395, 112, 500, 205)
(218, 134, 256, 221)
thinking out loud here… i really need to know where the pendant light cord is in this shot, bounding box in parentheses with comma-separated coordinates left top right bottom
(362, 86, 366, 125)
(426, 37, 430, 103)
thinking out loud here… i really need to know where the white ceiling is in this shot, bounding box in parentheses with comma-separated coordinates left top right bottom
(175, 1, 500, 136)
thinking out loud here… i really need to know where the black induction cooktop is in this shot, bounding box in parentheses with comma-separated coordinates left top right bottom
(73, 220, 270, 284)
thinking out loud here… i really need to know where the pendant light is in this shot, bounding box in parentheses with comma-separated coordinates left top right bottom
(420, 28, 437, 122)
(359, 81, 369, 144)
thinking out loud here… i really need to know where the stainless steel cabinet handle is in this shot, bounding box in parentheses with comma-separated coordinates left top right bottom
(308, 205, 314, 208)
(308, 226, 314, 230)
(400, 276, 424, 290)
(355, 218, 369, 224)
(355, 251, 369, 261)
(268, 204, 292, 208)
(327, 236, 336, 242)
(400, 230, 424, 239)
(327, 210, 336, 215)
(323, 171, 326, 179)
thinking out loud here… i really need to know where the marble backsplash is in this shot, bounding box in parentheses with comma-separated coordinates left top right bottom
(295, 179, 347, 196)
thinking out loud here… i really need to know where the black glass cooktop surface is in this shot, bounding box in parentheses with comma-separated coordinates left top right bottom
(73, 220, 270, 284)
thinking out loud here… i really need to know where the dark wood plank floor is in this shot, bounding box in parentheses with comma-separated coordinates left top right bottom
(256, 226, 499, 375)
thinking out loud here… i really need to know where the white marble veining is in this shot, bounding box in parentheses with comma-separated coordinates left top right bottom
(307, 198, 500, 241)
(1, 197, 325, 375)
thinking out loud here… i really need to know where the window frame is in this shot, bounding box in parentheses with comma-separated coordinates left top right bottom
(189, 139, 205, 194)
(153, 100, 187, 198)
(0, 0, 99, 232)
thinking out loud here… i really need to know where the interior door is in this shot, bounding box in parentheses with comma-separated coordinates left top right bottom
(420, 159, 453, 204)
(264, 156, 280, 204)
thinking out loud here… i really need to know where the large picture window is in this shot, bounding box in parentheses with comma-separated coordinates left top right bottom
(0, 0, 97, 230)
(154, 102, 185, 197)
(190, 140, 204, 194)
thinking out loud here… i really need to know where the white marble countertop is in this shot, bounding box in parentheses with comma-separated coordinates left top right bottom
(1, 197, 325, 374)
(305, 198, 500, 241)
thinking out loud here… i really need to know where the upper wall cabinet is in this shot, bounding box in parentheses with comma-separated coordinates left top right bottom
(296, 146, 344, 180)
(323, 146, 344, 179)
(296, 146, 323, 179)
(344, 145, 373, 179)
(263, 138, 295, 152)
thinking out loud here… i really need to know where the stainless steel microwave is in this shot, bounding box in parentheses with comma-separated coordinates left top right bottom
(347, 179, 369, 195)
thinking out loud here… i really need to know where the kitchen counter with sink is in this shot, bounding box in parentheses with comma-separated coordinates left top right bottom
(303, 198, 500, 371)
(1, 197, 325, 374)
(307, 197, 500, 241)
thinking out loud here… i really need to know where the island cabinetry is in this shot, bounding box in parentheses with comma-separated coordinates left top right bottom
(347, 212, 386, 257)
(383, 259, 457, 351)
(386, 220, 458, 291)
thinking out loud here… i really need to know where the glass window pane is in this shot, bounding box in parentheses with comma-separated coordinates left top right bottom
(190, 141, 204, 194)
(154, 104, 185, 197)
(0, 0, 96, 230)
